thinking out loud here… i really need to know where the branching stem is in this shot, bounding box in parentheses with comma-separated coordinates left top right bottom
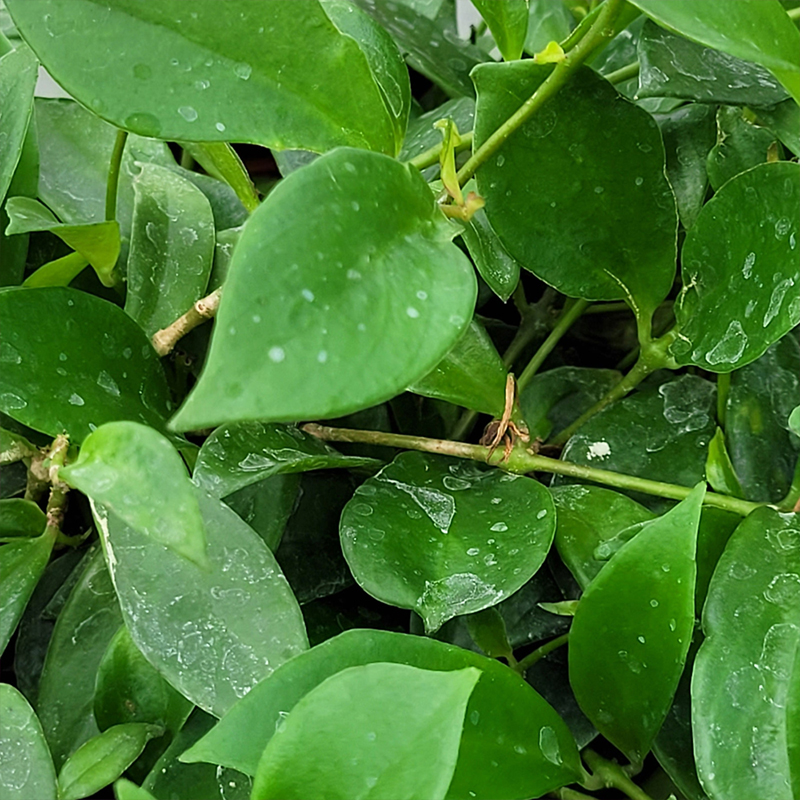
(582, 750, 654, 800)
(151, 288, 222, 356)
(516, 632, 569, 674)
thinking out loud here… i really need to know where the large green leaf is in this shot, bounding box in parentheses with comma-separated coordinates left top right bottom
(459, 208, 521, 302)
(693, 508, 800, 800)
(182, 629, 583, 800)
(61, 422, 209, 568)
(472, 0, 529, 62)
(340, 452, 555, 632)
(124, 165, 214, 338)
(0, 683, 57, 800)
(6, 0, 406, 155)
(193, 422, 380, 498)
(569, 484, 704, 764)
(92, 486, 308, 717)
(628, 0, 800, 104)
(670, 162, 800, 372)
(171, 148, 476, 430)
(473, 63, 677, 325)
(0, 287, 172, 443)
(252, 663, 479, 800)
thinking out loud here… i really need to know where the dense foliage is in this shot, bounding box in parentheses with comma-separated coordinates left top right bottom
(1, 1, 799, 799)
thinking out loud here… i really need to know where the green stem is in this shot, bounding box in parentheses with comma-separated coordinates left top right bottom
(517, 299, 590, 392)
(516, 633, 569, 673)
(105, 130, 128, 222)
(582, 750, 654, 800)
(408, 131, 474, 172)
(548, 788, 596, 800)
(716, 372, 731, 427)
(605, 60, 640, 85)
(303, 424, 764, 517)
(456, 0, 624, 188)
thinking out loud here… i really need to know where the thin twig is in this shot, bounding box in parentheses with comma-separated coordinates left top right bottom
(151, 288, 222, 357)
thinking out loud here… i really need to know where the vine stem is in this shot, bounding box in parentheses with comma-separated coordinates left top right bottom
(582, 750, 654, 800)
(604, 60, 640, 84)
(105, 130, 129, 222)
(303, 424, 764, 517)
(516, 632, 569, 674)
(455, 0, 624, 188)
(408, 131, 474, 172)
(151, 288, 222, 356)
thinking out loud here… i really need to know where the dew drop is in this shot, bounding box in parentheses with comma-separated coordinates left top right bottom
(268, 347, 285, 363)
(178, 106, 198, 122)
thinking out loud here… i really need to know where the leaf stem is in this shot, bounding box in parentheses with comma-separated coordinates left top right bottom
(605, 60, 640, 85)
(303, 424, 764, 516)
(716, 372, 730, 426)
(151, 288, 222, 356)
(105, 130, 129, 222)
(408, 130, 474, 172)
(516, 632, 569, 673)
(582, 750, 654, 800)
(456, 0, 625, 187)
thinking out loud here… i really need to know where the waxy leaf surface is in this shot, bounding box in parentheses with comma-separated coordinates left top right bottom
(570, 484, 704, 764)
(0, 498, 46, 540)
(474, 63, 677, 323)
(459, 207, 521, 302)
(340, 452, 555, 632)
(471, 0, 528, 61)
(171, 148, 476, 429)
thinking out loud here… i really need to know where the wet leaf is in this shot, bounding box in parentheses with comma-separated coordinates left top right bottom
(182, 628, 583, 800)
(0, 287, 173, 444)
(92, 485, 308, 717)
(0, 683, 56, 800)
(460, 207, 521, 302)
(670, 162, 800, 372)
(62, 422, 209, 568)
(756, 98, 800, 157)
(472, 0, 528, 62)
(170, 148, 476, 430)
(569, 484, 705, 765)
(6, 0, 405, 155)
(124, 164, 215, 338)
(178, 142, 259, 214)
(524, 0, 574, 56)
(705, 428, 744, 498)
(693, 508, 800, 800)
(0, 498, 46, 540)
(193, 421, 379, 498)
(340, 452, 555, 632)
(474, 63, 677, 325)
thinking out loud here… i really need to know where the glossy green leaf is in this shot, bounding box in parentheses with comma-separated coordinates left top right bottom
(0, 683, 57, 800)
(408, 320, 508, 416)
(460, 207, 521, 302)
(465, 607, 513, 660)
(670, 162, 800, 372)
(706, 106, 776, 191)
(124, 165, 214, 338)
(7, 0, 405, 155)
(628, 0, 800, 104)
(193, 422, 380, 498)
(0, 530, 54, 653)
(570, 484, 704, 764)
(115, 778, 157, 800)
(37, 548, 123, 768)
(472, 0, 529, 61)
(0, 36, 37, 203)
(637, 19, 788, 106)
(23, 252, 89, 289)
(474, 62, 677, 324)
(0, 287, 173, 443)
(252, 663, 479, 800)
(341, 452, 555, 631)
(182, 629, 583, 800)
(92, 485, 308, 717)
(94, 625, 192, 733)
(524, 0, 574, 56)
(179, 143, 259, 214)
(756, 98, 800, 156)
(60, 422, 208, 568)
(58, 723, 161, 800)
(693, 508, 800, 800)
(705, 428, 744, 498)
(171, 148, 476, 430)
(790, 405, 800, 436)
(0, 498, 46, 540)
(5, 196, 120, 285)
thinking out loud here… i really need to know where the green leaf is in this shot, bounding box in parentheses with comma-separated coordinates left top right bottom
(252, 663, 479, 800)
(569, 484, 705, 765)
(459, 207, 521, 302)
(524, 0, 574, 56)
(790, 406, 800, 436)
(756, 98, 800, 156)
(340, 452, 555, 632)
(473, 63, 677, 325)
(0, 287, 173, 444)
(669, 162, 800, 372)
(705, 428, 744, 498)
(170, 148, 476, 430)
(23, 252, 89, 289)
(57, 723, 161, 800)
(637, 19, 789, 106)
(627, 0, 800, 104)
(92, 485, 308, 717)
(0, 427, 35, 464)
(6, 0, 405, 155)
(465, 606, 514, 660)
(61, 422, 208, 568)
(472, 0, 529, 62)
(179, 143, 259, 214)
(0, 683, 57, 800)
(37, 548, 123, 768)
(193, 422, 380, 498)
(94, 625, 192, 733)
(5, 196, 120, 285)
(124, 165, 215, 338)
(0, 530, 54, 653)
(0, 498, 46, 540)
(182, 629, 583, 800)
(399, 97, 474, 174)
(114, 778, 157, 800)
(693, 508, 800, 799)
(0, 36, 37, 203)
(408, 319, 508, 416)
